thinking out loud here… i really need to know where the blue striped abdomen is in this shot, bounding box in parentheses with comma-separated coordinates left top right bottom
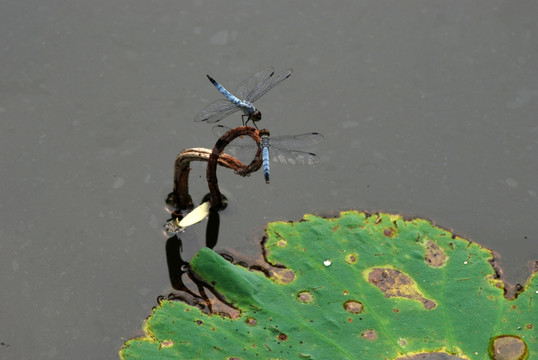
(262, 145, 270, 183)
(207, 75, 256, 115)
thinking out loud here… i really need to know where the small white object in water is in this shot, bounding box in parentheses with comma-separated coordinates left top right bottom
(164, 201, 211, 233)
(178, 201, 211, 228)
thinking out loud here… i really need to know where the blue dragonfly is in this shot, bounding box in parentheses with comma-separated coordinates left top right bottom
(194, 67, 293, 127)
(212, 125, 324, 184)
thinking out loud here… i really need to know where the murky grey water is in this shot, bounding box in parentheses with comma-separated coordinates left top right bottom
(1, 1, 536, 359)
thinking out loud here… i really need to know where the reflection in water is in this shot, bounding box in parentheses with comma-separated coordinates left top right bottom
(164, 235, 215, 312)
(164, 235, 188, 291)
(162, 211, 243, 316)
(205, 210, 220, 249)
(163, 207, 221, 290)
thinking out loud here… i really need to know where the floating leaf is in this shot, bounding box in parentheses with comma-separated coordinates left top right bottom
(121, 211, 537, 359)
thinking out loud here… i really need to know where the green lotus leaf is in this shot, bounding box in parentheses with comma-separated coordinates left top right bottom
(121, 211, 537, 359)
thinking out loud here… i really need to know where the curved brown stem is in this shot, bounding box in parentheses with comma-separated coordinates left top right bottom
(207, 126, 262, 209)
(171, 127, 262, 210)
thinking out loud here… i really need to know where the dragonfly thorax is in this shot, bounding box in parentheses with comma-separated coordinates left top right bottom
(258, 129, 270, 138)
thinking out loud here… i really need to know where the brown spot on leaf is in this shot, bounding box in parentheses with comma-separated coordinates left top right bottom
(245, 317, 257, 326)
(424, 240, 447, 267)
(345, 253, 359, 264)
(361, 329, 377, 341)
(276, 238, 287, 247)
(395, 353, 466, 359)
(277, 333, 288, 341)
(383, 227, 396, 237)
(489, 335, 528, 360)
(343, 300, 363, 314)
(297, 291, 314, 303)
(368, 267, 436, 309)
(270, 267, 295, 284)
(421, 299, 436, 310)
(160, 340, 174, 348)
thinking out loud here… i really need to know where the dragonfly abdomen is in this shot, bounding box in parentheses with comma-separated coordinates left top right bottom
(207, 75, 256, 115)
(262, 143, 270, 184)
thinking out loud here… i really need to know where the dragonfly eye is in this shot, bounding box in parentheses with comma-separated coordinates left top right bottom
(251, 110, 262, 121)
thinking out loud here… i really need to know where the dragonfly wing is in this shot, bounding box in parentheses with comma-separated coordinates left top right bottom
(269, 146, 320, 165)
(211, 124, 233, 137)
(194, 99, 240, 123)
(246, 68, 293, 103)
(211, 125, 254, 158)
(217, 141, 258, 160)
(235, 67, 275, 100)
(269, 132, 324, 148)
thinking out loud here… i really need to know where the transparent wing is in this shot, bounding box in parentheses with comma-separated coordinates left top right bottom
(268, 146, 320, 165)
(269, 132, 324, 148)
(211, 125, 321, 165)
(212, 125, 323, 150)
(235, 67, 275, 100)
(194, 99, 241, 123)
(246, 68, 293, 103)
(211, 124, 233, 137)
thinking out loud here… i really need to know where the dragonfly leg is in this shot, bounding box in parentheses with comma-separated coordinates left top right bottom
(242, 115, 260, 129)
(244, 116, 261, 129)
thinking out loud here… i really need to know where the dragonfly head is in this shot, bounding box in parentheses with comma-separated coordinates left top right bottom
(250, 110, 262, 122)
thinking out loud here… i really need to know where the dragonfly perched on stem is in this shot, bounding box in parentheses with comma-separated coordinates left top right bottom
(194, 67, 293, 127)
(212, 125, 324, 184)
